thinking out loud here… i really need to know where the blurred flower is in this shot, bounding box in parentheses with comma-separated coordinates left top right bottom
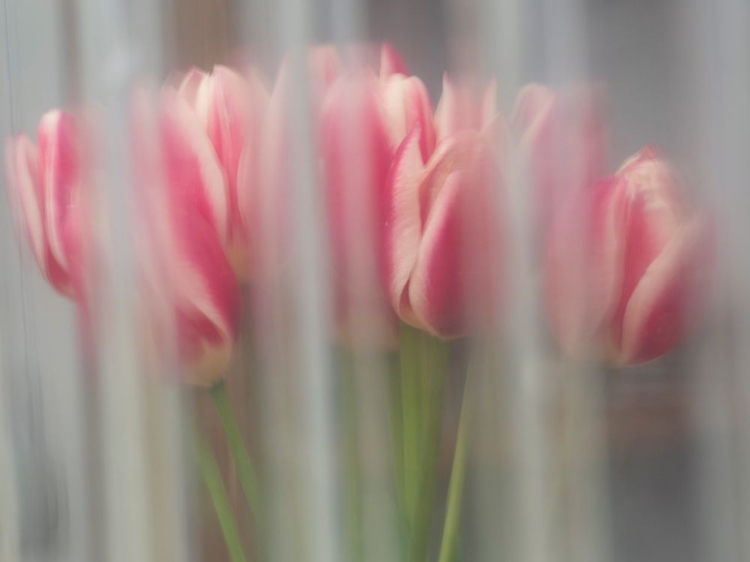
(140, 89, 243, 385)
(4, 111, 82, 297)
(319, 73, 399, 345)
(544, 146, 715, 365)
(382, 118, 507, 339)
(260, 58, 428, 345)
(511, 83, 607, 233)
(177, 66, 269, 280)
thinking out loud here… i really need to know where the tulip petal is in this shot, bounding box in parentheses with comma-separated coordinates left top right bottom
(38, 110, 80, 274)
(435, 73, 460, 141)
(159, 88, 229, 245)
(408, 172, 465, 337)
(381, 74, 436, 160)
(169, 211, 242, 386)
(617, 144, 662, 175)
(5, 136, 45, 271)
(177, 67, 210, 118)
(320, 76, 396, 334)
(320, 76, 394, 272)
(5, 111, 80, 296)
(253, 66, 295, 277)
(618, 214, 714, 364)
(544, 177, 626, 358)
(309, 45, 343, 94)
(435, 74, 497, 141)
(380, 43, 408, 78)
(382, 126, 424, 317)
(409, 142, 504, 338)
(206, 66, 259, 192)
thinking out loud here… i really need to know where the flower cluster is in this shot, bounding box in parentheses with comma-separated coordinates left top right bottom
(4, 43, 715, 384)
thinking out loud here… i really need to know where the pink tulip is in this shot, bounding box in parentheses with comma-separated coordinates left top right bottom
(5, 110, 82, 297)
(544, 146, 715, 365)
(177, 66, 269, 279)
(382, 119, 507, 339)
(512, 83, 607, 232)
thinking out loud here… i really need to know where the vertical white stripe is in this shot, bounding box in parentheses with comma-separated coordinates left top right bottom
(474, 1, 555, 561)
(74, 0, 184, 561)
(688, 0, 750, 560)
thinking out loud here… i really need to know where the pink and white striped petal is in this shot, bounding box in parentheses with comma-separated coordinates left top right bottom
(381, 74, 436, 160)
(617, 214, 714, 364)
(38, 111, 80, 280)
(381, 126, 425, 319)
(4, 111, 81, 297)
(168, 211, 242, 386)
(319, 75, 396, 333)
(408, 137, 505, 338)
(159, 88, 229, 247)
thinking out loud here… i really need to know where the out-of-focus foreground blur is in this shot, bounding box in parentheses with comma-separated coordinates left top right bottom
(0, 0, 747, 561)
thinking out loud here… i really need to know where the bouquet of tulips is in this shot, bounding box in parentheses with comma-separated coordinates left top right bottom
(4, 43, 715, 561)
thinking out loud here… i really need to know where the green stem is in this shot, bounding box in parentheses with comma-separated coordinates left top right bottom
(400, 323, 422, 524)
(338, 350, 364, 562)
(209, 381, 262, 522)
(192, 427, 247, 562)
(437, 375, 471, 562)
(406, 335, 450, 562)
(388, 351, 406, 513)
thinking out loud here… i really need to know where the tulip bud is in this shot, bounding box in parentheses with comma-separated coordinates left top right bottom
(383, 121, 507, 339)
(177, 66, 269, 279)
(511, 83, 607, 232)
(544, 146, 715, 365)
(380, 73, 436, 160)
(5, 111, 82, 297)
